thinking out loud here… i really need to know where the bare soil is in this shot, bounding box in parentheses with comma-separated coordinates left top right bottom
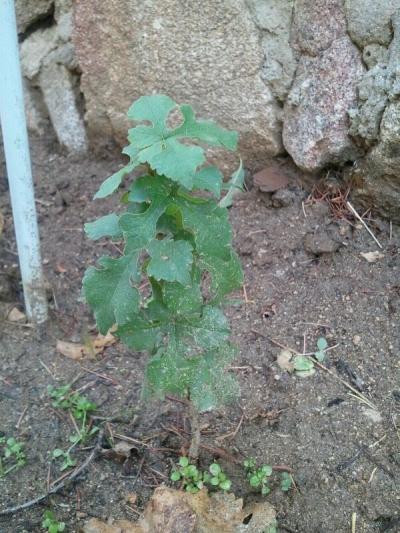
(0, 136, 399, 532)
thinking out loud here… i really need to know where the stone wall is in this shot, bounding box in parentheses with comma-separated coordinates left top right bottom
(17, 1, 400, 219)
(17, 0, 87, 153)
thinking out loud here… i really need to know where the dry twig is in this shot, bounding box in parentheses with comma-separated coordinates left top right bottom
(346, 201, 382, 248)
(0, 429, 104, 516)
(252, 330, 376, 410)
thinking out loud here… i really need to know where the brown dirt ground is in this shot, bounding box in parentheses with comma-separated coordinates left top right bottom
(0, 135, 399, 533)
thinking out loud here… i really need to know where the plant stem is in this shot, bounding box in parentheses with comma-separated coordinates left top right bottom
(188, 402, 201, 461)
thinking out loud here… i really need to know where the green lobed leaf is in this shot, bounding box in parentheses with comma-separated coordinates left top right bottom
(84, 213, 121, 241)
(193, 166, 223, 197)
(176, 198, 232, 261)
(176, 306, 230, 350)
(190, 344, 239, 411)
(120, 175, 173, 251)
(201, 251, 243, 302)
(146, 238, 194, 286)
(162, 277, 203, 316)
(144, 345, 197, 399)
(144, 342, 238, 410)
(94, 162, 136, 199)
(82, 253, 140, 334)
(126, 95, 237, 188)
(116, 311, 164, 352)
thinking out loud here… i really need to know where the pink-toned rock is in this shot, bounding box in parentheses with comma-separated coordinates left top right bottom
(291, 0, 347, 56)
(253, 163, 289, 192)
(72, 0, 283, 160)
(283, 0, 365, 172)
(283, 36, 364, 172)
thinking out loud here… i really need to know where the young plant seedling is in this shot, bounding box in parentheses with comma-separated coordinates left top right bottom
(208, 462, 231, 491)
(314, 336, 328, 362)
(42, 510, 65, 532)
(280, 471, 293, 492)
(294, 336, 328, 377)
(83, 94, 244, 458)
(170, 456, 205, 493)
(52, 448, 77, 471)
(0, 436, 26, 478)
(170, 456, 231, 493)
(48, 384, 98, 470)
(244, 458, 273, 496)
(244, 457, 293, 496)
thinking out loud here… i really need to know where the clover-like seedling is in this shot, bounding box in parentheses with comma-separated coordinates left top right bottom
(294, 337, 329, 377)
(170, 456, 205, 493)
(244, 457, 293, 496)
(280, 471, 293, 492)
(170, 457, 231, 493)
(208, 462, 231, 491)
(83, 95, 244, 451)
(314, 337, 328, 362)
(244, 457, 272, 496)
(0, 436, 26, 478)
(52, 448, 77, 471)
(48, 384, 73, 410)
(42, 510, 65, 533)
(48, 384, 98, 450)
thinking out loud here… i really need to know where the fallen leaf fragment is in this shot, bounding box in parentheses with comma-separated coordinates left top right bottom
(126, 493, 138, 505)
(92, 331, 115, 351)
(8, 307, 26, 322)
(360, 251, 384, 263)
(83, 486, 276, 533)
(277, 349, 294, 372)
(56, 331, 116, 360)
(56, 340, 85, 360)
(100, 441, 135, 462)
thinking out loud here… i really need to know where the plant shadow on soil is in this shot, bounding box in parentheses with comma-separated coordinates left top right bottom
(0, 136, 399, 533)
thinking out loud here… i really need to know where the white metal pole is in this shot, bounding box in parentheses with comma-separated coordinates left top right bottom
(0, 0, 48, 323)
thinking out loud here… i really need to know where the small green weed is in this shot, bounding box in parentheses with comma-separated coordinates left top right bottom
(294, 337, 328, 377)
(244, 457, 292, 496)
(280, 471, 292, 492)
(42, 510, 65, 532)
(207, 462, 232, 491)
(0, 436, 26, 478)
(52, 449, 77, 471)
(170, 457, 231, 493)
(48, 384, 98, 470)
(244, 458, 272, 496)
